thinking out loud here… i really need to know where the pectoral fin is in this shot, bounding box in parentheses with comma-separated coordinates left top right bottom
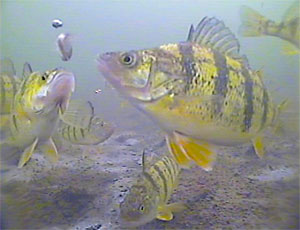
(18, 138, 38, 168)
(168, 132, 216, 171)
(157, 203, 186, 221)
(157, 206, 173, 221)
(39, 138, 59, 163)
(252, 136, 264, 158)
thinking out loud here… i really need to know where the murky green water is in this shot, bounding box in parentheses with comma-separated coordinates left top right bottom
(1, 0, 299, 229)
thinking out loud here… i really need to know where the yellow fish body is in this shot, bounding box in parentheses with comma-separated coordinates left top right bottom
(1, 68, 75, 168)
(240, 1, 300, 55)
(97, 17, 285, 170)
(120, 151, 183, 227)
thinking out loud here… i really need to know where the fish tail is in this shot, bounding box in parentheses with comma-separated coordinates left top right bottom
(239, 5, 269, 37)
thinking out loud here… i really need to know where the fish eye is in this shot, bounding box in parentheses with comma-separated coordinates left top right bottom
(139, 205, 145, 212)
(120, 53, 135, 66)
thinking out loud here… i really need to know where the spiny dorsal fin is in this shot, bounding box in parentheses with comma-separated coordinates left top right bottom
(23, 62, 33, 78)
(142, 148, 161, 172)
(187, 17, 241, 59)
(59, 100, 95, 129)
(0, 58, 16, 77)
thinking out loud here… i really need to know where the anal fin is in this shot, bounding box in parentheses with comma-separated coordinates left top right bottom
(18, 138, 38, 168)
(39, 137, 59, 163)
(252, 136, 264, 158)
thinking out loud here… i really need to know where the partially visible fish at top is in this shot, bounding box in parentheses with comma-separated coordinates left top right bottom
(52, 18, 63, 29)
(120, 150, 184, 227)
(58, 115, 114, 145)
(0, 67, 76, 168)
(97, 16, 287, 171)
(57, 33, 73, 61)
(239, 1, 299, 55)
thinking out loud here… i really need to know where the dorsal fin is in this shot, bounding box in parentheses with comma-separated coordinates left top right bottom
(142, 148, 161, 172)
(23, 62, 33, 78)
(0, 58, 16, 77)
(186, 17, 241, 59)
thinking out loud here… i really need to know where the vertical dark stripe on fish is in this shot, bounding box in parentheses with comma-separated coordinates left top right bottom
(67, 125, 71, 141)
(19, 74, 30, 97)
(161, 157, 174, 184)
(212, 51, 228, 113)
(87, 101, 95, 131)
(178, 43, 196, 81)
(153, 165, 168, 202)
(143, 171, 160, 193)
(164, 157, 176, 181)
(0, 77, 5, 110)
(73, 127, 78, 142)
(168, 156, 179, 176)
(12, 114, 18, 132)
(242, 68, 254, 132)
(62, 126, 67, 139)
(80, 128, 85, 139)
(10, 75, 17, 98)
(259, 88, 269, 131)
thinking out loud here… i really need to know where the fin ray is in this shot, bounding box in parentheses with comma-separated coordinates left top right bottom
(18, 138, 38, 168)
(60, 100, 95, 128)
(39, 138, 59, 163)
(252, 136, 264, 158)
(187, 17, 241, 58)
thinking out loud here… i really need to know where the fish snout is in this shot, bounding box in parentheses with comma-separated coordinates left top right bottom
(98, 52, 115, 61)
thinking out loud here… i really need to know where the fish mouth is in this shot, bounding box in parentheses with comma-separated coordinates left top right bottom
(97, 53, 154, 103)
(96, 53, 123, 88)
(45, 71, 75, 109)
(49, 71, 75, 93)
(119, 210, 157, 228)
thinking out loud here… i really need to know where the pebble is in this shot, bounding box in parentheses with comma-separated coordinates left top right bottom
(124, 138, 139, 146)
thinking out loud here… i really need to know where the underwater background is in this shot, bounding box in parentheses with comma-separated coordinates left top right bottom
(1, 0, 299, 229)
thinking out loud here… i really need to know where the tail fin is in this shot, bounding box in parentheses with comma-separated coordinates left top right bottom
(239, 5, 269, 37)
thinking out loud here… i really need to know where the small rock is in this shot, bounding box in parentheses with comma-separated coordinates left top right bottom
(124, 138, 139, 146)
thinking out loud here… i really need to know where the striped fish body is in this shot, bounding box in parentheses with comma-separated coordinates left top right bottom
(144, 42, 277, 146)
(97, 17, 284, 170)
(120, 155, 182, 226)
(58, 116, 114, 145)
(145, 155, 181, 207)
(0, 74, 21, 114)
